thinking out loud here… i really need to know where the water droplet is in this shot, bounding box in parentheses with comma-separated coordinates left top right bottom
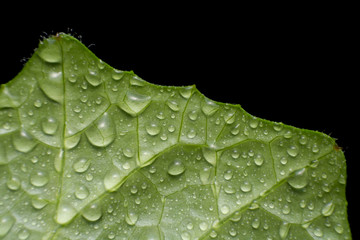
(288, 168, 308, 189)
(312, 144, 320, 153)
(287, 145, 299, 157)
(251, 218, 260, 229)
(334, 224, 344, 234)
(18, 228, 30, 239)
(188, 110, 198, 121)
(181, 232, 190, 240)
(220, 204, 230, 215)
(119, 91, 151, 116)
(130, 185, 138, 194)
(199, 167, 212, 184)
(85, 112, 115, 147)
(130, 76, 145, 86)
(31, 197, 48, 209)
(254, 154, 264, 166)
(201, 99, 219, 116)
(231, 150, 239, 159)
(75, 185, 90, 200)
(85, 69, 102, 86)
(199, 222, 208, 231)
(30, 171, 49, 187)
(123, 148, 135, 158)
(112, 69, 124, 80)
(228, 228, 237, 237)
(186, 129, 197, 139)
(41, 117, 58, 135)
(180, 86, 193, 99)
(168, 159, 185, 176)
(105, 168, 125, 192)
(249, 118, 259, 129)
(223, 170, 233, 180)
(73, 158, 90, 173)
(56, 202, 77, 225)
(282, 205, 291, 215)
(6, 176, 21, 191)
(210, 230, 218, 238)
(202, 147, 216, 166)
(313, 228, 323, 237)
(166, 100, 180, 112)
(156, 112, 165, 120)
(38, 38, 61, 63)
(34, 99, 42, 108)
(125, 212, 138, 226)
(321, 201, 335, 217)
(82, 203, 102, 222)
(64, 134, 81, 149)
(168, 125, 176, 133)
(224, 112, 236, 124)
(299, 135, 307, 145)
(146, 123, 161, 136)
(13, 130, 37, 153)
(279, 222, 290, 239)
(0, 215, 15, 237)
(240, 181, 252, 193)
(273, 123, 283, 132)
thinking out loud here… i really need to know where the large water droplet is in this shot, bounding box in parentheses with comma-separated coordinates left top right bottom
(13, 130, 37, 153)
(223, 170, 233, 180)
(112, 69, 124, 80)
(6, 176, 21, 191)
(168, 159, 185, 176)
(287, 145, 299, 157)
(73, 158, 91, 173)
(202, 147, 216, 166)
(254, 154, 264, 166)
(17, 228, 30, 239)
(220, 204, 230, 215)
(251, 218, 260, 229)
(30, 171, 49, 187)
(41, 117, 58, 135)
(56, 202, 77, 225)
(104, 168, 124, 191)
(31, 197, 48, 209)
(201, 99, 219, 116)
(146, 123, 161, 136)
(199, 222, 208, 231)
(125, 212, 138, 226)
(188, 110, 198, 121)
(0, 215, 15, 237)
(64, 134, 81, 149)
(321, 201, 335, 217)
(75, 185, 90, 200)
(82, 203, 102, 222)
(279, 222, 290, 239)
(288, 168, 308, 189)
(37, 38, 62, 63)
(200, 167, 212, 184)
(180, 86, 193, 99)
(181, 232, 191, 240)
(240, 181, 252, 193)
(119, 91, 151, 116)
(85, 112, 115, 147)
(85, 69, 102, 86)
(166, 100, 180, 112)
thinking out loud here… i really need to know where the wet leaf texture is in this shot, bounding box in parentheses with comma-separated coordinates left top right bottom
(0, 34, 351, 239)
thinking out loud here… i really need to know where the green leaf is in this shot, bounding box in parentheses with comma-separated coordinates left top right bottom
(0, 33, 351, 239)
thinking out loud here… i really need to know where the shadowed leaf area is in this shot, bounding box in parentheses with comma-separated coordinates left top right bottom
(0, 33, 351, 239)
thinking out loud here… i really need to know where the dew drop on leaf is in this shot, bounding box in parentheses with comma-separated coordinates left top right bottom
(75, 185, 90, 200)
(12, 129, 37, 153)
(321, 201, 335, 217)
(201, 98, 219, 116)
(0, 215, 15, 237)
(125, 212, 138, 226)
(6, 176, 21, 191)
(240, 181, 252, 193)
(82, 203, 102, 222)
(286, 145, 299, 157)
(168, 159, 185, 176)
(41, 117, 58, 135)
(279, 222, 290, 239)
(73, 158, 91, 173)
(146, 123, 161, 136)
(30, 171, 49, 187)
(288, 168, 308, 189)
(31, 197, 48, 210)
(104, 168, 123, 191)
(56, 202, 77, 225)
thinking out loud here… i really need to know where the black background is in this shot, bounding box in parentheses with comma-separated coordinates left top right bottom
(0, 4, 357, 237)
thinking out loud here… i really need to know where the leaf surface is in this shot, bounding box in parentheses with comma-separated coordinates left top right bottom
(0, 33, 351, 239)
